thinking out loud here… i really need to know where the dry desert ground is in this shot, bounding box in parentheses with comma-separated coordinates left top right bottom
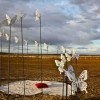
(0, 54, 100, 100)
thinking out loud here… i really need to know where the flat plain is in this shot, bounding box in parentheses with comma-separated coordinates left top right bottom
(0, 54, 100, 100)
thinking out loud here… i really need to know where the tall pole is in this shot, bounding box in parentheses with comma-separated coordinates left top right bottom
(40, 16, 43, 93)
(38, 44, 39, 77)
(47, 45, 48, 54)
(27, 42, 28, 56)
(20, 17, 25, 97)
(27, 42, 28, 80)
(75, 58, 78, 100)
(35, 9, 43, 93)
(66, 62, 68, 100)
(8, 23, 11, 99)
(57, 46, 59, 58)
(0, 33, 2, 86)
(17, 41, 19, 80)
(37, 41, 39, 80)
(15, 36, 19, 80)
(62, 72, 64, 100)
(57, 46, 59, 81)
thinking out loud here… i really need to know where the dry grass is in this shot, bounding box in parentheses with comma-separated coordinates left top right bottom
(0, 54, 100, 100)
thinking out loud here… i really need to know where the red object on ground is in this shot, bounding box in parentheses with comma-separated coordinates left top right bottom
(35, 83, 48, 88)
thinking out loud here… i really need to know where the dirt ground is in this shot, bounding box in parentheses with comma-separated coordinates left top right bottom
(0, 54, 100, 100)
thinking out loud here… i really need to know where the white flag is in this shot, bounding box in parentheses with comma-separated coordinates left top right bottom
(60, 46, 66, 53)
(65, 53, 72, 62)
(6, 14, 17, 25)
(5, 33, 9, 41)
(72, 49, 79, 60)
(11, 15, 17, 24)
(24, 40, 28, 46)
(35, 9, 41, 21)
(6, 14, 11, 25)
(0, 32, 2, 37)
(16, 12, 25, 21)
(44, 43, 48, 49)
(35, 41, 39, 47)
(66, 48, 72, 54)
(14, 36, 19, 43)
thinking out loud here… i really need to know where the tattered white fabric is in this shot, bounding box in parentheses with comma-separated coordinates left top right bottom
(0, 80, 72, 96)
(16, 12, 25, 21)
(60, 46, 66, 53)
(77, 70, 88, 93)
(14, 36, 19, 43)
(60, 54, 66, 63)
(65, 53, 72, 62)
(35, 9, 41, 21)
(60, 46, 79, 61)
(66, 48, 72, 54)
(64, 65, 75, 81)
(54, 46, 86, 95)
(6, 14, 11, 25)
(44, 43, 48, 49)
(11, 15, 17, 25)
(71, 49, 79, 60)
(6, 14, 17, 25)
(64, 66, 88, 94)
(55, 60, 65, 74)
(5, 33, 9, 41)
(24, 40, 28, 46)
(35, 41, 39, 47)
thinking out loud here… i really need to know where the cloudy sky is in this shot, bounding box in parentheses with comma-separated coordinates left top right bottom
(0, 0, 100, 55)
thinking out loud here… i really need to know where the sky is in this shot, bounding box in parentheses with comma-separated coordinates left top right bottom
(0, 0, 100, 55)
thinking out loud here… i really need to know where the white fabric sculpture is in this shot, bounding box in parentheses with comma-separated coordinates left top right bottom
(55, 46, 87, 96)
(5, 33, 9, 41)
(24, 40, 28, 46)
(6, 14, 17, 25)
(65, 53, 72, 62)
(44, 43, 48, 50)
(14, 36, 19, 43)
(35, 41, 39, 47)
(64, 66, 88, 95)
(60, 54, 66, 63)
(55, 60, 65, 74)
(71, 49, 79, 60)
(35, 9, 41, 21)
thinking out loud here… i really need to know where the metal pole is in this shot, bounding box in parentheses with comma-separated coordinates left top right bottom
(57, 46, 59, 58)
(40, 16, 43, 93)
(62, 73, 64, 100)
(47, 46, 48, 54)
(75, 58, 78, 100)
(57, 48, 58, 58)
(57, 47, 59, 81)
(27, 42, 28, 55)
(65, 61, 68, 100)
(8, 23, 11, 99)
(38, 43, 39, 80)
(66, 76, 68, 100)
(0, 35, 2, 86)
(20, 17, 25, 97)
(17, 41, 19, 80)
(27, 42, 28, 80)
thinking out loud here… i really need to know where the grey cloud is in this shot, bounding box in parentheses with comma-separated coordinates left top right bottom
(70, 0, 100, 4)
(69, 0, 100, 20)
(77, 47, 88, 49)
(0, 0, 100, 54)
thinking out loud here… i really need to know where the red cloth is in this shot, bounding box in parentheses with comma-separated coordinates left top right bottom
(35, 83, 48, 88)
